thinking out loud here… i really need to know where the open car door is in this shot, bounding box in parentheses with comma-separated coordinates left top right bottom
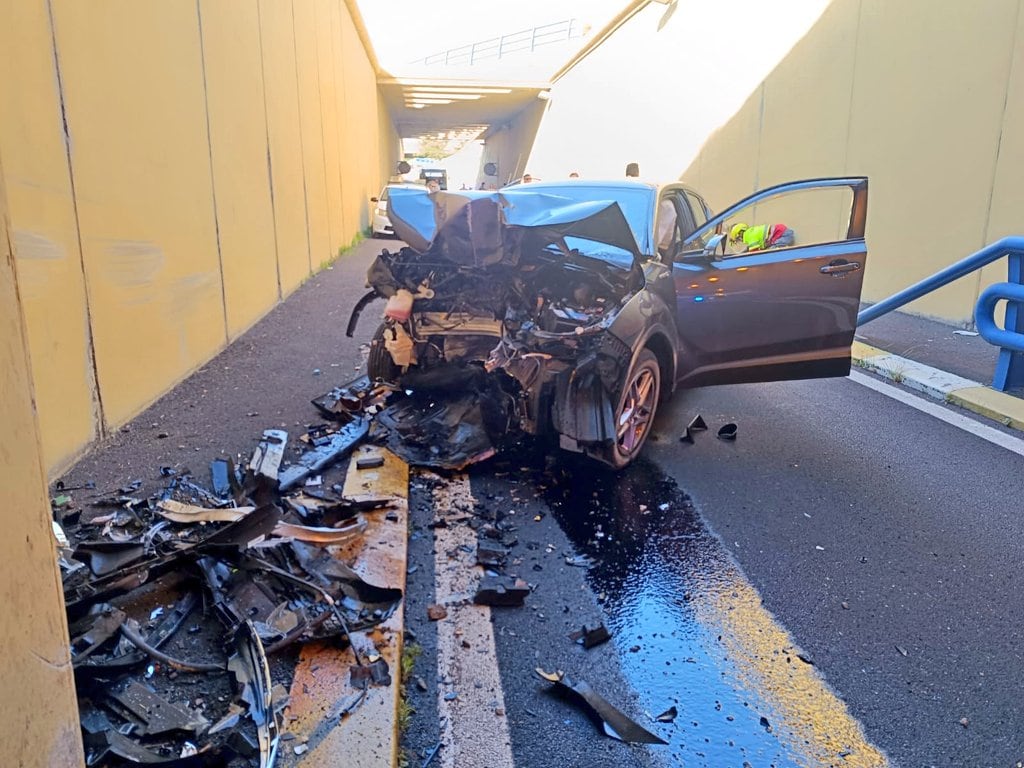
(671, 177, 868, 387)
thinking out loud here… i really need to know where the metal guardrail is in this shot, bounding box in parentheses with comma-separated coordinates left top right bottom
(857, 236, 1024, 391)
(416, 19, 582, 67)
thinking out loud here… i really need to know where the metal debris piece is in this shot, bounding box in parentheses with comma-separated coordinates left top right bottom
(474, 576, 530, 607)
(278, 417, 369, 491)
(106, 680, 209, 736)
(119, 620, 225, 674)
(273, 517, 367, 545)
(421, 741, 442, 767)
(156, 499, 254, 524)
(227, 620, 281, 767)
(476, 541, 508, 568)
(210, 458, 235, 497)
(356, 455, 385, 470)
(654, 705, 678, 723)
(313, 375, 387, 418)
(687, 414, 707, 431)
(72, 541, 146, 577)
(535, 668, 667, 744)
(69, 604, 127, 665)
(564, 554, 594, 568)
(349, 656, 392, 689)
(568, 624, 612, 649)
(85, 730, 223, 765)
(717, 423, 738, 440)
(250, 429, 289, 481)
(207, 703, 244, 735)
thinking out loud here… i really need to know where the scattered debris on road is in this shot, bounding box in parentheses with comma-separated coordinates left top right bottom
(54, 411, 404, 766)
(717, 423, 738, 441)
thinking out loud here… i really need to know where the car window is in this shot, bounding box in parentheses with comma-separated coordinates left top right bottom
(716, 186, 855, 258)
(685, 192, 709, 228)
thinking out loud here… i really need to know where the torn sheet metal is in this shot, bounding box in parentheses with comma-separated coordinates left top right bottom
(156, 499, 254, 524)
(278, 417, 368, 491)
(250, 429, 288, 481)
(227, 621, 281, 767)
(84, 730, 224, 766)
(106, 680, 209, 736)
(272, 516, 367, 545)
(535, 668, 667, 745)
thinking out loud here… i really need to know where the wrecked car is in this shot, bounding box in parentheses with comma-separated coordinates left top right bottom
(348, 177, 869, 468)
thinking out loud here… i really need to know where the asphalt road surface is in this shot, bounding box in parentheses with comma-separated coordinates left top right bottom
(403, 370, 1024, 768)
(55, 238, 1022, 767)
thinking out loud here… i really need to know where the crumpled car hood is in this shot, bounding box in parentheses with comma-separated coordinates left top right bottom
(387, 187, 642, 268)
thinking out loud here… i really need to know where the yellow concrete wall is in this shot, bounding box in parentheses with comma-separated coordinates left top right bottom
(682, 0, 1024, 326)
(0, 0, 100, 468)
(0, 0, 392, 474)
(0, 156, 84, 768)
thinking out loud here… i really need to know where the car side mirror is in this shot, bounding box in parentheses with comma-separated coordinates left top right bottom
(370, 197, 379, 203)
(674, 233, 726, 262)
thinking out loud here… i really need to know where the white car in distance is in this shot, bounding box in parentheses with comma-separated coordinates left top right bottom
(371, 183, 425, 238)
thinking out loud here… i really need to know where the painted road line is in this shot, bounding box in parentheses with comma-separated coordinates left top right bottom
(849, 370, 1024, 457)
(693, 576, 889, 767)
(425, 470, 515, 768)
(282, 445, 409, 767)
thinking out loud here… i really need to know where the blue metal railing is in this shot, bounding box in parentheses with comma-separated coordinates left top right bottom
(856, 236, 1024, 391)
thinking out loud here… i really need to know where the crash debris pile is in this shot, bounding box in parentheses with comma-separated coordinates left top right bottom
(53, 408, 402, 767)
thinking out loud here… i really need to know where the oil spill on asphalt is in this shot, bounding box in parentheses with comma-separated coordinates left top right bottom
(532, 455, 804, 768)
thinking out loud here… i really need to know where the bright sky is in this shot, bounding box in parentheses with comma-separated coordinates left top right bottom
(356, 0, 626, 80)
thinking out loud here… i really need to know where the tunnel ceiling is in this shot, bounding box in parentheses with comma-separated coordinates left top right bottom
(379, 77, 551, 139)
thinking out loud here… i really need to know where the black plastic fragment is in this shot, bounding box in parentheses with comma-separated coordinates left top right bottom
(356, 455, 385, 470)
(688, 414, 708, 431)
(568, 624, 612, 649)
(535, 668, 667, 744)
(679, 428, 694, 444)
(655, 705, 678, 723)
(474, 576, 529, 607)
(717, 423, 738, 440)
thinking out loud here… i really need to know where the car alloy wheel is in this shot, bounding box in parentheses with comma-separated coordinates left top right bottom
(608, 348, 660, 468)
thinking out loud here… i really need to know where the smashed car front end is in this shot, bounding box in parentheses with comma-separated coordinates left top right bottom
(349, 187, 654, 468)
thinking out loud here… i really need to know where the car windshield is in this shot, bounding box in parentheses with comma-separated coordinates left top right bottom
(509, 184, 655, 255)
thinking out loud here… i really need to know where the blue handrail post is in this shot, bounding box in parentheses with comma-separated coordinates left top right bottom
(979, 252, 1024, 391)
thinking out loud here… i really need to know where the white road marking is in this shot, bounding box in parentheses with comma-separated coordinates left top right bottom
(425, 471, 515, 768)
(849, 370, 1024, 457)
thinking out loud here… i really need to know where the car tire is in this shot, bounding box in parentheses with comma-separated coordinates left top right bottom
(367, 322, 400, 382)
(599, 348, 660, 469)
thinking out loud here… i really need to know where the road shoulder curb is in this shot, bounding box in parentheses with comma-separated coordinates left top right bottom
(282, 445, 409, 767)
(851, 341, 1023, 431)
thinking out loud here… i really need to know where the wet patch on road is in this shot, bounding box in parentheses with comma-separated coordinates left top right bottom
(531, 454, 888, 768)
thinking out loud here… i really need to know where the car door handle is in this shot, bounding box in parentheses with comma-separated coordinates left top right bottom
(820, 261, 860, 275)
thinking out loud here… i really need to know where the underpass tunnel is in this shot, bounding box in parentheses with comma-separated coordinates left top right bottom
(377, 77, 552, 188)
